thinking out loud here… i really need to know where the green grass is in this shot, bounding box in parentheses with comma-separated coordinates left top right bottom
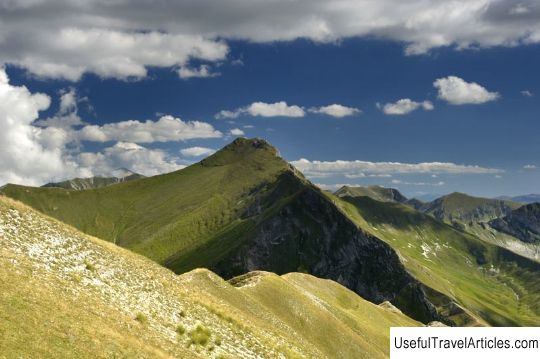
(189, 325, 211, 346)
(135, 313, 148, 325)
(329, 193, 540, 326)
(176, 324, 186, 335)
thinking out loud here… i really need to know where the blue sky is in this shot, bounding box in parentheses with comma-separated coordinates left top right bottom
(1, 1, 539, 198)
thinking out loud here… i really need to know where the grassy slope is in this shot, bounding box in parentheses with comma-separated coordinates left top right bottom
(421, 192, 521, 224)
(335, 185, 406, 203)
(0, 138, 289, 270)
(329, 194, 540, 326)
(0, 196, 420, 358)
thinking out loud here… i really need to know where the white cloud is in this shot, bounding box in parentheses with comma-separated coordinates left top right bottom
(77, 142, 184, 177)
(523, 164, 537, 170)
(0, 67, 79, 186)
(178, 64, 219, 79)
(521, 90, 534, 97)
(180, 146, 215, 157)
(309, 104, 361, 118)
(391, 179, 445, 186)
(510, 4, 530, 15)
(243, 125, 254, 128)
(290, 158, 503, 178)
(2, 0, 540, 80)
(0, 68, 219, 185)
(35, 88, 85, 129)
(1, 26, 228, 81)
(216, 101, 305, 119)
(215, 110, 241, 119)
(230, 128, 245, 136)
(247, 102, 305, 118)
(434, 76, 499, 105)
(379, 99, 434, 115)
(78, 115, 222, 143)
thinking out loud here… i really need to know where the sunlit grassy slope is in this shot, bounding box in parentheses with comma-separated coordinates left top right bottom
(0, 196, 420, 358)
(329, 194, 540, 326)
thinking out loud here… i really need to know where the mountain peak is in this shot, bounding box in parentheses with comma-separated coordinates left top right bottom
(200, 137, 281, 167)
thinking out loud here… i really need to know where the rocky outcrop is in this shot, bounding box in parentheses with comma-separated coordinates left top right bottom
(489, 203, 540, 244)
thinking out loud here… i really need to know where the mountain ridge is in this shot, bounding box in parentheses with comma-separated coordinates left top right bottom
(0, 138, 443, 323)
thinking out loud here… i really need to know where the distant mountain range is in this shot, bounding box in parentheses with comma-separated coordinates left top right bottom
(42, 168, 145, 190)
(497, 194, 540, 204)
(3, 138, 540, 329)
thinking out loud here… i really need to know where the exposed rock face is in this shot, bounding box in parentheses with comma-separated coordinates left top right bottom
(214, 171, 444, 324)
(489, 203, 540, 244)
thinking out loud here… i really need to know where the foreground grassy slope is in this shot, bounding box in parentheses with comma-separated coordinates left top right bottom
(0, 196, 420, 358)
(329, 194, 540, 326)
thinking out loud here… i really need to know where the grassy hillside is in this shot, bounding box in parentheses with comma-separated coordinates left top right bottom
(0, 138, 441, 323)
(330, 194, 540, 326)
(420, 192, 521, 224)
(335, 185, 407, 203)
(0, 196, 420, 358)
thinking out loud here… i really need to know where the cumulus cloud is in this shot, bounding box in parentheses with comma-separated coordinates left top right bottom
(309, 104, 361, 118)
(178, 65, 219, 79)
(523, 164, 537, 170)
(1, 26, 228, 81)
(434, 76, 499, 105)
(0, 68, 220, 185)
(230, 128, 245, 136)
(216, 101, 305, 119)
(180, 146, 215, 157)
(521, 90, 534, 97)
(290, 158, 503, 178)
(1, 0, 540, 80)
(378, 99, 434, 115)
(77, 142, 184, 177)
(78, 115, 222, 143)
(0, 67, 77, 185)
